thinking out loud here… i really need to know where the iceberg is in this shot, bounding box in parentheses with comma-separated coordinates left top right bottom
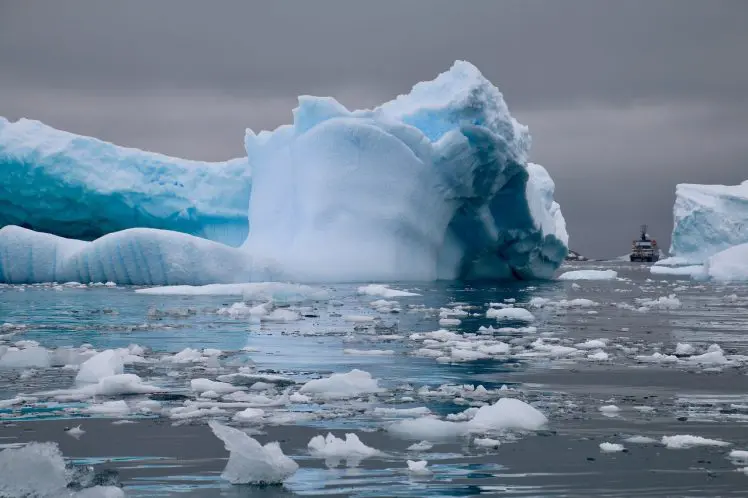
(669, 181, 748, 263)
(0, 61, 568, 284)
(0, 117, 251, 246)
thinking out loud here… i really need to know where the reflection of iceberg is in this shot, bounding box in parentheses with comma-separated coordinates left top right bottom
(0, 117, 251, 246)
(0, 61, 568, 284)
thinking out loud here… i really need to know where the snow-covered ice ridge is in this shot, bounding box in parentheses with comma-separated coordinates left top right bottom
(656, 180, 748, 281)
(668, 181, 748, 263)
(0, 61, 568, 284)
(0, 117, 251, 247)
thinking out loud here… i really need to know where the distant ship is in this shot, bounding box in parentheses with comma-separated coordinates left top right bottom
(629, 225, 660, 262)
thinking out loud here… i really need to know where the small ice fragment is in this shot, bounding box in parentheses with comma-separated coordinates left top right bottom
(66, 425, 85, 439)
(600, 442, 625, 453)
(599, 405, 621, 416)
(308, 433, 380, 468)
(233, 408, 265, 423)
(299, 369, 383, 399)
(675, 343, 695, 355)
(406, 459, 431, 474)
(486, 307, 535, 322)
(357, 284, 420, 298)
(407, 441, 433, 451)
(624, 435, 657, 444)
(661, 435, 730, 449)
(474, 437, 500, 448)
(208, 420, 298, 484)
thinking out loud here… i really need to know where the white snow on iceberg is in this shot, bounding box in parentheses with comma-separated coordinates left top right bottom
(703, 243, 748, 282)
(243, 61, 568, 282)
(669, 181, 748, 263)
(0, 61, 568, 284)
(0, 117, 251, 246)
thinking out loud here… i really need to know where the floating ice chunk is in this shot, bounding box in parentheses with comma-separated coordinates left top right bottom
(636, 294, 681, 310)
(587, 351, 610, 361)
(300, 369, 383, 399)
(169, 348, 204, 363)
(86, 400, 130, 416)
(389, 417, 467, 441)
(438, 318, 462, 327)
(343, 315, 376, 323)
(262, 309, 301, 322)
(675, 343, 696, 355)
(191, 378, 245, 394)
(0, 442, 68, 496)
(373, 406, 432, 417)
(289, 392, 311, 403)
(528, 297, 551, 308)
(624, 435, 657, 444)
(687, 346, 730, 365)
(209, 420, 298, 484)
(575, 339, 607, 349)
(728, 450, 748, 464)
(66, 425, 85, 439)
(474, 437, 501, 448)
(92, 374, 160, 396)
(308, 433, 381, 468)
(0, 346, 51, 368)
(661, 435, 730, 449)
(407, 441, 433, 451)
(390, 398, 546, 440)
(0, 442, 125, 497)
(600, 442, 625, 453)
(137, 282, 330, 303)
(558, 270, 617, 281)
(406, 459, 431, 474)
(486, 307, 535, 322)
(233, 408, 265, 423)
(635, 352, 679, 363)
(343, 349, 395, 356)
(468, 398, 547, 432)
(76, 350, 124, 384)
(599, 405, 621, 416)
(357, 284, 420, 298)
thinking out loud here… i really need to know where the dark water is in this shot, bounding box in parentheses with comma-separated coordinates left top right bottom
(1, 261, 747, 496)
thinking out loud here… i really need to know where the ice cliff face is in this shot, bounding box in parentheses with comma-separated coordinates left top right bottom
(244, 61, 568, 281)
(0, 61, 568, 284)
(669, 181, 748, 263)
(0, 117, 251, 246)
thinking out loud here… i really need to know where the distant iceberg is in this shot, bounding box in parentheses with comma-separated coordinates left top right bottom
(669, 181, 748, 263)
(0, 117, 251, 247)
(656, 180, 748, 281)
(0, 61, 568, 284)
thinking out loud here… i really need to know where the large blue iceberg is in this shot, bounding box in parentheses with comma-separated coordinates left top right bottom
(0, 61, 568, 284)
(0, 117, 251, 246)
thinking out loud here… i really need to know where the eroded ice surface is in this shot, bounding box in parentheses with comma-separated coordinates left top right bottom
(669, 180, 748, 263)
(0, 117, 250, 246)
(0, 61, 568, 284)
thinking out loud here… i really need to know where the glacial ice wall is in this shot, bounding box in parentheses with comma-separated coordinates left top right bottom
(0, 61, 568, 284)
(669, 181, 748, 263)
(244, 61, 568, 281)
(0, 117, 251, 246)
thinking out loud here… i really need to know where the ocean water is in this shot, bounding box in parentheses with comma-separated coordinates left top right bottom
(1, 261, 747, 496)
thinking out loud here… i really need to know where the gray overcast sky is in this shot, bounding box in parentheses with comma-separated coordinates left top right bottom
(2, 0, 747, 258)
